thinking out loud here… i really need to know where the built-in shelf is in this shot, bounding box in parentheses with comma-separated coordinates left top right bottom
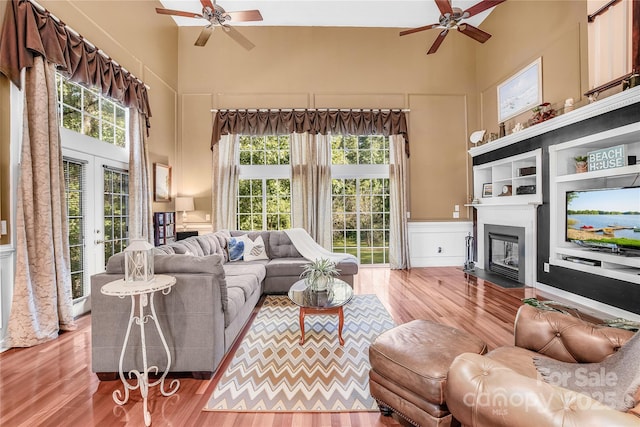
(471, 148, 542, 205)
(549, 121, 640, 284)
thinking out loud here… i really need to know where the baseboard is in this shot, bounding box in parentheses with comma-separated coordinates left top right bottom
(534, 281, 640, 321)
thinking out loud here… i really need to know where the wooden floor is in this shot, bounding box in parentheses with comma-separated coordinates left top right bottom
(0, 267, 540, 427)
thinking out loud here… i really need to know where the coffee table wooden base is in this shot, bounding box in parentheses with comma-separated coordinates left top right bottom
(298, 306, 345, 345)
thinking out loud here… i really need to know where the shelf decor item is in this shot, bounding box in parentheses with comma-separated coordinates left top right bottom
(300, 258, 340, 292)
(124, 239, 155, 282)
(498, 58, 542, 123)
(482, 183, 493, 198)
(574, 155, 588, 173)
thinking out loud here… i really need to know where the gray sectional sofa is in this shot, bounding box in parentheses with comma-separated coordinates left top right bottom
(90, 230, 358, 379)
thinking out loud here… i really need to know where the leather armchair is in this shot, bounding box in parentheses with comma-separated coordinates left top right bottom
(445, 304, 640, 427)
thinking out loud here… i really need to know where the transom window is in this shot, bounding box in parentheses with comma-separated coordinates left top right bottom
(55, 72, 128, 147)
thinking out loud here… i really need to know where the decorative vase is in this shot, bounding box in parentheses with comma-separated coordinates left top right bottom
(308, 276, 330, 292)
(575, 161, 588, 173)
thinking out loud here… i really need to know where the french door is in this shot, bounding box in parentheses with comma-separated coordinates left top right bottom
(63, 148, 129, 316)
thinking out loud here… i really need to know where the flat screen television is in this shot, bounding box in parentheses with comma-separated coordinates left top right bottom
(566, 187, 640, 255)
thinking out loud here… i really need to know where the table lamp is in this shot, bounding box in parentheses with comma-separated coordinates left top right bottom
(175, 196, 195, 230)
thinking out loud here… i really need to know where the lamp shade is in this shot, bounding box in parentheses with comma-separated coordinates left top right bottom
(175, 196, 195, 212)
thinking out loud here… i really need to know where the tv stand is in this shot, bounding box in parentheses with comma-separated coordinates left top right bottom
(548, 122, 640, 285)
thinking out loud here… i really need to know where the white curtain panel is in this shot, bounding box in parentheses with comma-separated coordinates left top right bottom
(128, 110, 153, 242)
(213, 134, 240, 230)
(7, 56, 76, 347)
(389, 135, 411, 269)
(290, 133, 332, 249)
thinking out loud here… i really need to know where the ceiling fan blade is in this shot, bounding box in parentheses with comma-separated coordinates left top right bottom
(194, 26, 214, 47)
(427, 29, 448, 54)
(399, 23, 440, 37)
(222, 26, 256, 50)
(457, 24, 492, 43)
(462, 0, 506, 18)
(200, 0, 215, 10)
(225, 10, 263, 22)
(156, 8, 202, 19)
(435, 0, 454, 16)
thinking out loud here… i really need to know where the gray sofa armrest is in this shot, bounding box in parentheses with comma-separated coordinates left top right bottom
(91, 258, 229, 375)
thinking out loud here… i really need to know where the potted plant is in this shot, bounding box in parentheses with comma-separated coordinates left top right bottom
(574, 155, 588, 173)
(300, 258, 340, 292)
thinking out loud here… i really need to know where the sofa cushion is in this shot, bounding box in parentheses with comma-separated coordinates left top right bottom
(242, 235, 269, 261)
(230, 231, 272, 258)
(213, 230, 231, 262)
(224, 275, 260, 327)
(485, 345, 542, 378)
(179, 237, 205, 257)
(266, 258, 309, 277)
(266, 231, 300, 258)
(223, 260, 268, 283)
(106, 252, 224, 275)
(154, 245, 176, 255)
(227, 237, 245, 261)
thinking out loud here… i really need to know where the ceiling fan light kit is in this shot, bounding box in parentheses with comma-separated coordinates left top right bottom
(156, 0, 262, 49)
(400, 0, 506, 55)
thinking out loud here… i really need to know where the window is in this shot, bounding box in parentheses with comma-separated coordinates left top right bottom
(55, 72, 128, 147)
(103, 166, 130, 262)
(63, 158, 87, 300)
(331, 135, 390, 264)
(237, 136, 291, 230)
(234, 133, 391, 265)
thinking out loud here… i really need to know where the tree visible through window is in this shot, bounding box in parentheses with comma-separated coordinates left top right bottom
(237, 136, 291, 230)
(56, 72, 127, 147)
(235, 133, 391, 264)
(331, 135, 390, 264)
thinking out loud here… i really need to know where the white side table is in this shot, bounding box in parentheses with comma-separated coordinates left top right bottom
(101, 275, 180, 426)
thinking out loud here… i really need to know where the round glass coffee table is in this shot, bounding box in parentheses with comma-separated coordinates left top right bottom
(288, 279, 354, 345)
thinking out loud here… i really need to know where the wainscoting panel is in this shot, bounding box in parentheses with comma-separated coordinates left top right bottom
(0, 246, 15, 351)
(408, 221, 473, 267)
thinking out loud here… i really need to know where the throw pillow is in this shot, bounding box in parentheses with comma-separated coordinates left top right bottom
(534, 331, 640, 411)
(227, 237, 245, 262)
(242, 235, 269, 261)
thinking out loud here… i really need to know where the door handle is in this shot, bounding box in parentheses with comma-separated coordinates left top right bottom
(95, 239, 104, 244)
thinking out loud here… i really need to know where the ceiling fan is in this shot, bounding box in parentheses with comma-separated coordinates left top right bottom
(400, 0, 505, 55)
(156, 0, 263, 50)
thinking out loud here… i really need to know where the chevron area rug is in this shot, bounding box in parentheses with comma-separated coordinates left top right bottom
(204, 294, 395, 412)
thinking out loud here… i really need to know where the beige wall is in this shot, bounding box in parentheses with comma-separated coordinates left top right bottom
(475, 0, 588, 135)
(0, 0, 180, 243)
(0, 0, 593, 231)
(177, 25, 479, 221)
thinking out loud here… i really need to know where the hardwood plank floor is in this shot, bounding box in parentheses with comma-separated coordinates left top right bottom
(0, 267, 540, 426)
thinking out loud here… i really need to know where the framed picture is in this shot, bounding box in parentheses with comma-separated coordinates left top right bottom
(482, 183, 493, 198)
(497, 58, 542, 123)
(154, 163, 171, 202)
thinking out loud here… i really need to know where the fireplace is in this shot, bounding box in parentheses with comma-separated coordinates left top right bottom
(484, 224, 526, 284)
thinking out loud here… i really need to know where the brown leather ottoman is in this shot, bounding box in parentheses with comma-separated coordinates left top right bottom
(368, 319, 487, 427)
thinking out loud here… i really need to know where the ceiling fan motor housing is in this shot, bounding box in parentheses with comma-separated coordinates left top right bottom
(439, 7, 464, 28)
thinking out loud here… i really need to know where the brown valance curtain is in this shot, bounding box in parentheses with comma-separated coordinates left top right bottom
(0, 0, 151, 125)
(213, 109, 410, 155)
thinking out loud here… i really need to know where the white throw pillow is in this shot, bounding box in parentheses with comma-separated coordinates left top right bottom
(242, 235, 269, 261)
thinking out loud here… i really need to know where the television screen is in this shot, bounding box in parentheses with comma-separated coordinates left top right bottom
(566, 187, 640, 251)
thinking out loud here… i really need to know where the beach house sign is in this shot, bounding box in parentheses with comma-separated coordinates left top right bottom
(587, 145, 626, 171)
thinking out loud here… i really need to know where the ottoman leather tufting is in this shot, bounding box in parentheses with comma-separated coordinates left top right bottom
(368, 319, 487, 427)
